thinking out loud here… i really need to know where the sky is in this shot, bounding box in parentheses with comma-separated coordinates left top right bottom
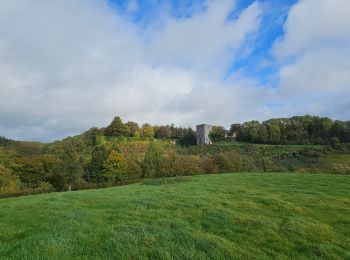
(0, 0, 349, 142)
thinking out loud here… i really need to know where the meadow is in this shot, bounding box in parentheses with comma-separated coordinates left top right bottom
(1, 173, 349, 259)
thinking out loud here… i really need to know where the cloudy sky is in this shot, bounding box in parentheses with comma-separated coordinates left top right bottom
(0, 0, 349, 141)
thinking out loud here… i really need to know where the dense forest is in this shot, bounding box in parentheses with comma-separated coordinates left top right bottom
(235, 116, 350, 145)
(1, 115, 350, 198)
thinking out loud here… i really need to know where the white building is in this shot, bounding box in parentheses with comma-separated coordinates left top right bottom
(196, 124, 213, 145)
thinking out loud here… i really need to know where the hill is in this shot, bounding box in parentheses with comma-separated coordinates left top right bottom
(1, 114, 350, 198)
(1, 173, 349, 259)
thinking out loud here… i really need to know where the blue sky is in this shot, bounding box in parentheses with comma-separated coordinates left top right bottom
(0, 0, 349, 141)
(108, 0, 297, 85)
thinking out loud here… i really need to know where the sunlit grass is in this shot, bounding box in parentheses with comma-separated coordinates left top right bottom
(0, 173, 349, 259)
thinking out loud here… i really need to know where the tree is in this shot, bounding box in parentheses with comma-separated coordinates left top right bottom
(141, 123, 154, 138)
(237, 121, 260, 142)
(257, 124, 268, 143)
(84, 127, 101, 146)
(0, 136, 13, 147)
(103, 150, 128, 183)
(104, 116, 130, 137)
(55, 145, 83, 191)
(142, 142, 163, 178)
(345, 122, 350, 142)
(126, 121, 139, 137)
(16, 156, 48, 188)
(156, 126, 171, 139)
(229, 124, 241, 137)
(209, 126, 226, 142)
(330, 121, 346, 142)
(0, 163, 20, 194)
(267, 125, 281, 144)
(170, 124, 185, 139)
(86, 145, 109, 183)
(178, 128, 197, 146)
(330, 137, 340, 150)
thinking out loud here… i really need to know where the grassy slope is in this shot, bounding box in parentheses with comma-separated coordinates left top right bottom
(0, 173, 349, 259)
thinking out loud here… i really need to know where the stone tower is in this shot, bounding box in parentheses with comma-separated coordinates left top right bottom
(196, 124, 213, 145)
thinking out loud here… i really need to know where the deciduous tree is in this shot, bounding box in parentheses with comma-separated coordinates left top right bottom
(103, 150, 128, 183)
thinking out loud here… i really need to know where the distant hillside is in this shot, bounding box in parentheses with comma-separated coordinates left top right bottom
(1, 115, 350, 198)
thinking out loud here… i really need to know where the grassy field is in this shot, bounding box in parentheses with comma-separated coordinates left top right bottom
(0, 173, 349, 259)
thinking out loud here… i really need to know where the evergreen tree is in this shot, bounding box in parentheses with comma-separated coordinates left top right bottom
(86, 146, 108, 183)
(104, 116, 130, 137)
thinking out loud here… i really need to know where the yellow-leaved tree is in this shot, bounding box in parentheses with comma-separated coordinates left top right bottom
(103, 150, 128, 183)
(0, 163, 20, 195)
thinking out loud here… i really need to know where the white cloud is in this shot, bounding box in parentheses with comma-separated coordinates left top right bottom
(148, 0, 261, 70)
(273, 0, 350, 119)
(0, 0, 265, 141)
(2, 0, 350, 142)
(274, 0, 350, 58)
(127, 0, 139, 13)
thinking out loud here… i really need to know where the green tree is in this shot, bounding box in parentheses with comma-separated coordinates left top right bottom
(126, 121, 139, 137)
(105, 116, 130, 137)
(229, 124, 241, 137)
(209, 126, 226, 142)
(257, 124, 268, 143)
(103, 150, 128, 183)
(141, 123, 155, 138)
(178, 128, 197, 146)
(142, 142, 163, 178)
(330, 137, 340, 150)
(171, 126, 184, 139)
(55, 146, 83, 191)
(83, 127, 101, 146)
(267, 125, 281, 144)
(17, 157, 46, 188)
(86, 145, 109, 183)
(330, 121, 346, 141)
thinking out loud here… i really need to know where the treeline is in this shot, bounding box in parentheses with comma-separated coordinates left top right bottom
(0, 116, 198, 197)
(0, 138, 321, 197)
(91, 116, 197, 146)
(0, 136, 14, 146)
(0, 138, 256, 197)
(235, 115, 350, 145)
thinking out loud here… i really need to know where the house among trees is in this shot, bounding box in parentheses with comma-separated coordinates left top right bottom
(196, 124, 213, 145)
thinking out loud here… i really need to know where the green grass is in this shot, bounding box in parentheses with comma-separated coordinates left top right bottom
(1, 173, 349, 259)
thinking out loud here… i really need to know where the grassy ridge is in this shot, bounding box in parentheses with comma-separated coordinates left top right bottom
(1, 173, 349, 259)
